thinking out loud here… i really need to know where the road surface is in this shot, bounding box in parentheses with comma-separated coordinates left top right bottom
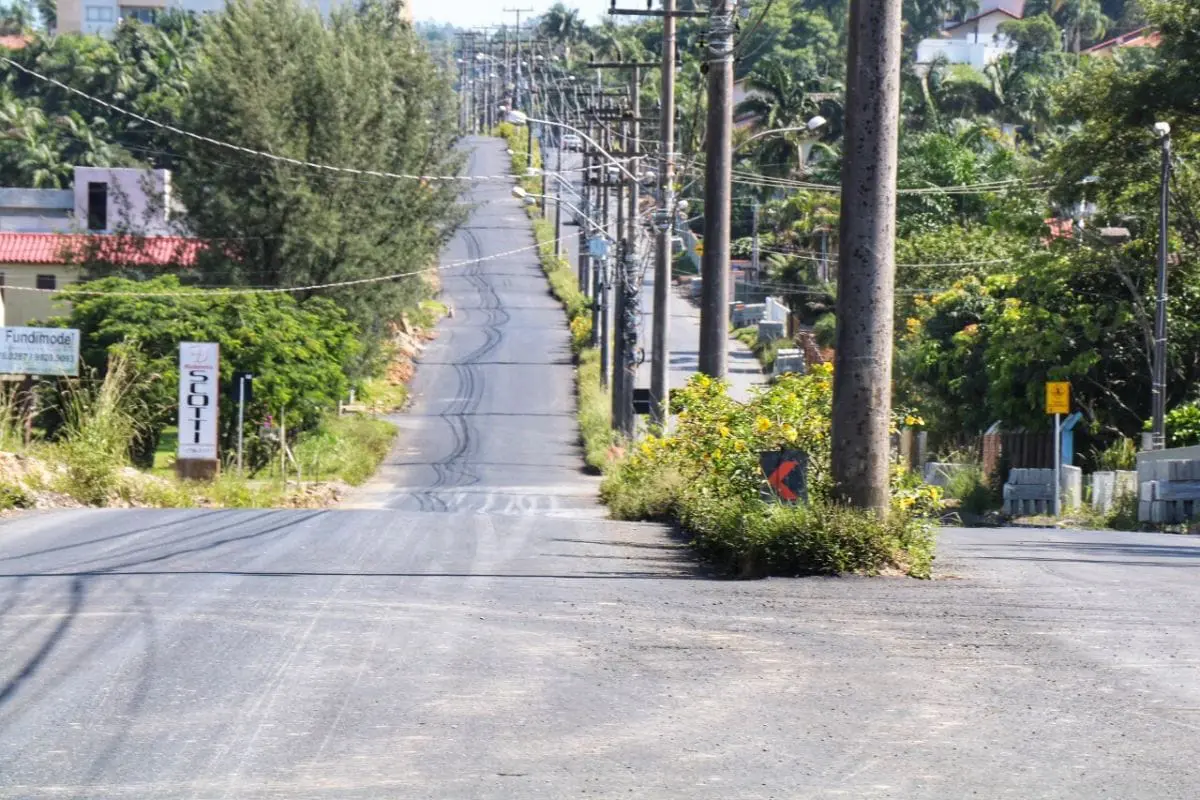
(344, 139, 599, 517)
(3, 139, 1200, 798)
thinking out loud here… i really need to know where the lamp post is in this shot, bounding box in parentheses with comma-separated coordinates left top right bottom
(1151, 121, 1172, 450)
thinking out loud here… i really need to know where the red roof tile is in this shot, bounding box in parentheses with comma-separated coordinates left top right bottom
(0, 233, 204, 266)
(0, 35, 32, 51)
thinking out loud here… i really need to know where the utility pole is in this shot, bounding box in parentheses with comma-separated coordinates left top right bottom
(611, 0, 693, 425)
(831, 0, 904, 512)
(1151, 122, 1172, 450)
(504, 7, 534, 112)
(554, 122, 564, 255)
(613, 68, 641, 437)
(698, 0, 735, 379)
(750, 198, 760, 283)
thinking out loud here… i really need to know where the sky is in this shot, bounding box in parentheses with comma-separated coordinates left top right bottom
(410, 0, 612, 29)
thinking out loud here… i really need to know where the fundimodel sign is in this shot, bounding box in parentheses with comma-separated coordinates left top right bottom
(177, 342, 220, 461)
(0, 327, 80, 376)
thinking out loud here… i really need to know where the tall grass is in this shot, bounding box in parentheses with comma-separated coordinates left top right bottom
(0, 383, 30, 453)
(577, 348, 615, 472)
(55, 352, 147, 505)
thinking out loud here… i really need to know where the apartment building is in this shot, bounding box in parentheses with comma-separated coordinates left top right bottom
(57, 0, 410, 35)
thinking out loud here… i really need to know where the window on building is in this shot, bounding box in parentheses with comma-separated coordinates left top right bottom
(85, 5, 115, 21)
(120, 6, 157, 23)
(87, 182, 108, 231)
(36, 275, 56, 291)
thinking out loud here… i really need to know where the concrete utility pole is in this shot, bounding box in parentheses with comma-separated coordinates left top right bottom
(611, 0, 693, 425)
(1151, 122, 1172, 450)
(554, 117, 564, 255)
(613, 130, 629, 434)
(750, 198, 760, 283)
(831, 0, 904, 512)
(614, 68, 641, 437)
(698, 0, 735, 379)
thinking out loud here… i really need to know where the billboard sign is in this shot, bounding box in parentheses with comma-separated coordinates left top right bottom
(0, 327, 80, 376)
(178, 342, 219, 461)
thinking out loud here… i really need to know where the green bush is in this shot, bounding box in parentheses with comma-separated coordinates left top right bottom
(577, 349, 616, 472)
(48, 276, 361, 470)
(686, 496, 936, 579)
(601, 369, 941, 578)
(813, 313, 837, 349)
(1094, 436, 1138, 471)
(0, 481, 32, 510)
(1166, 401, 1200, 448)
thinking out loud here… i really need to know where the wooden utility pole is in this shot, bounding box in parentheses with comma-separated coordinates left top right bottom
(831, 0, 904, 511)
(698, 0, 735, 378)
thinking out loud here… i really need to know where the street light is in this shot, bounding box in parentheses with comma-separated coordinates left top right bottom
(511, 186, 611, 240)
(733, 116, 828, 154)
(1151, 121, 1172, 450)
(505, 110, 642, 183)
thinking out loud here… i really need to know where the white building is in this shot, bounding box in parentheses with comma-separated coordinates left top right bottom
(916, 0, 1025, 70)
(0, 166, 176, 235)
(0, 166, 199, 325)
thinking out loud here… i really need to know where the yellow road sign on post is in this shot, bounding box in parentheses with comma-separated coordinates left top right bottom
(1046, 381, 1070, 415)
(694, 240, 704, 256)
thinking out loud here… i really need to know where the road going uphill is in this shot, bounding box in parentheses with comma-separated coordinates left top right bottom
(345, 137, 600, 517)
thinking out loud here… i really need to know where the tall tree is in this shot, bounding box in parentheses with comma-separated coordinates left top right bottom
(170, 0, 464, 369)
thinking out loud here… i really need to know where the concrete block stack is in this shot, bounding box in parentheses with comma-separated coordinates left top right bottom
(757, 320, 785, 344)
(1002, 468, 1056, 516)
(771, 348, 805, 378)
(1137, 459, 1200, 524)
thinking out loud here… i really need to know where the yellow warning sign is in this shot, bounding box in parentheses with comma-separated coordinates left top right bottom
(694, 239, 704, 256)
(1045, 381, 1070, 414)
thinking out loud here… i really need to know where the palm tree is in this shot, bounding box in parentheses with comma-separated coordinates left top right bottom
(537, 3, 586, 61)
(734, 56, 840, 178)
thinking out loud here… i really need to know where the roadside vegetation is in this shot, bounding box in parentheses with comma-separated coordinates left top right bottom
(601, 368, 939, 578)
(0, 0, 461, 508)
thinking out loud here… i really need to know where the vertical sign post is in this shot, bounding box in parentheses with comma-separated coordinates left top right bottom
(177, 342, 220, 480)
(1046, 381, 1070, 516)
(233, 371, 253, 474)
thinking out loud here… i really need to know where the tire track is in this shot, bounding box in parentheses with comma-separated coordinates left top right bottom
(410, 213, 509, 511)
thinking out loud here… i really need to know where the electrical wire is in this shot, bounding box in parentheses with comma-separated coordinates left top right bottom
(1, 56, 595, 185)
(1, 240, 545, 297)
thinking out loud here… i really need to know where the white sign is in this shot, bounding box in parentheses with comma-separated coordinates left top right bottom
(0, 327, 80, 376)
(177, 342, 220, 461)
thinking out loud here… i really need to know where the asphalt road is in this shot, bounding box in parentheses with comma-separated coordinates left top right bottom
(344, 139, 599, 516)
(3, 139, 1200, 797)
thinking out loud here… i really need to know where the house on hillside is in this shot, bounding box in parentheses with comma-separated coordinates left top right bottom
(0, 165, 203, 325)
(1083, 26, 1162, 57)
(916, 0, 1025, 70)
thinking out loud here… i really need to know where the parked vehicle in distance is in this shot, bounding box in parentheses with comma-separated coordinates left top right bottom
(561, 133, 582, 151)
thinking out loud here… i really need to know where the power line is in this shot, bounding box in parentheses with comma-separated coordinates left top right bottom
(0, 56, 595, 185)
(2, 241, 544, 298)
